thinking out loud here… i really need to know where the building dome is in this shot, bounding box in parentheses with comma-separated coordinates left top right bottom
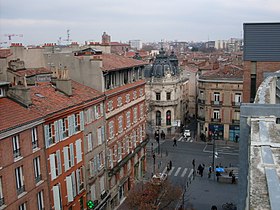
(148, 48, 179, 78)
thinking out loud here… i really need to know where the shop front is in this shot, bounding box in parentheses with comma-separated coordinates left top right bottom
(229, 125, 240, 142)
(209, 124, 224, 140)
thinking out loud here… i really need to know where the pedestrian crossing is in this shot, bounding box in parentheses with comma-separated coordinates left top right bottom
(178, 136, 193, 142)
(161, 166, 194, 179)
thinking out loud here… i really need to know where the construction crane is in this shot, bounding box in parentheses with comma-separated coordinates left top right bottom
(4, 34, 23, 45)
(63, 29, 72, 45)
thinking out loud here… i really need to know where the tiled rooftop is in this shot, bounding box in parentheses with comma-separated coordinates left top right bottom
(102, 54, 148, 72)
(0, 98, 42, 133)
(199, 65, 243, 80)
(12, 67, 52, 77)
(0, 49, 12, 58)
(29, 80, 104, 116)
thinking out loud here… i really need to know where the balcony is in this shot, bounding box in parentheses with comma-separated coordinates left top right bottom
(150, 99, 179, 107)
(13, 149, 21, 159)
(0, 197, 4, 207)
(232, 119, 240, 124)
(198, 98, 205, 104)
(211, 118, 221, 123)
(35, 174, 42, 183)
(197, 116, 205, 121)
(232, 101, 241, 107)
(17, 185, 25, 195)
(211, 101, 223, 106)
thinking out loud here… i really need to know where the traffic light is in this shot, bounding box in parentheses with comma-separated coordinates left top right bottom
(87, 200, 94, 209)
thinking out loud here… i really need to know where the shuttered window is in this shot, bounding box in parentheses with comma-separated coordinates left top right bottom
(53, 185, 62, 210)
(75, 139, 82, 163)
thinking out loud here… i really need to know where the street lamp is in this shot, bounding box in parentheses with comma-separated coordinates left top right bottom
(212, 130, 218, 180)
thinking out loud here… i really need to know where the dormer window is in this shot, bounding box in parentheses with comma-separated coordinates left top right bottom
(0, 88, 4, 97)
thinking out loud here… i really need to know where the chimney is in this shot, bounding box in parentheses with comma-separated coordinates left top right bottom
(55, 67, 72, 96)
(7, 77, 32, 107)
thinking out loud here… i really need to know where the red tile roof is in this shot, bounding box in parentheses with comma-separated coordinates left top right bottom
(30, 80, 104, 116)
(110, 42, 130, 46)
(0, 49, 12, 58)
(13, 67, 52, 77)
(200, 65, 243, 80)
(102, 54, 148, 72)
(0, 98, 42, 133)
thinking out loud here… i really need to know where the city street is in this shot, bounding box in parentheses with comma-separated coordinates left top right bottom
(145, 137, 239, 210)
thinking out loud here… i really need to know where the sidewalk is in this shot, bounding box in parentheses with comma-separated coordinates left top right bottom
(145, 138, 170, 180)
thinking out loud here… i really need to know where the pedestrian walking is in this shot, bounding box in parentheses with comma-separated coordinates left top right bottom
(231, 174, 236, 184)
(192, 159, 195, 169)
(208, 166, 212, 178)
(169, 160, 172, 169)
(173, 137, 177, 146)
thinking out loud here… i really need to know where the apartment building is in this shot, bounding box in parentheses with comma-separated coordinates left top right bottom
(0, 82, 50, 210)
(243, 22, 280, 102)
(197, 65, 243, 141)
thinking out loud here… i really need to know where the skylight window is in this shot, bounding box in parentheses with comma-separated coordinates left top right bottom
(35, 93, 45, 98)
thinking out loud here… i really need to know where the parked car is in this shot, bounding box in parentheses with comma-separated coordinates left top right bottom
(184, 129, 191, 138)
(151, 173, 168, 185)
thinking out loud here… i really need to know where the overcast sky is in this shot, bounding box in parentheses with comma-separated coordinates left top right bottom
(0, 0, 279, 45)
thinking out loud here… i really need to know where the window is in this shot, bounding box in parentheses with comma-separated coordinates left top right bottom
(126, 93, 130, 103)
(100, 176, 105, 193)
(156, 92, 161, 101)
(63, 146, 71, 171)
(66, 171, 77, 203)
(94, 104, 104, 119)
(97, 126, 105, 145)
(98, 151, 105, 171)
(214, 92, 220, 102)
(15, 166, 24, 195)
(139, 89, 143, 97)
(0, 88, 4, 97)
(53, 185, 62, 210)
(234, 93, 242, 104)
(156, 111, 161, 126)
(117, 96, 122, 107)
(213, 109, 220, 119)
(0, 177, 4, 207)
(133, 91, 137, 100)
(44, 123, 54, 147)
(109, 121, 114, 139)
(31, 127, 38, 149)
(166, 110, 171, 126)
(200, 90, 204, 98)
(37, 191, 44, 210)
(90, 184, 96, 201)
(126, 111, 131, 128)
(234, 110, 240, 120)
(107, 100, 113, 111)
(33, 157, 41, 183)
(117, 142, 122, 161)
(133, 107, 138, 123)
(19, 202, 27, 210)
(118, 116, 123, 133)
(12, 135, 21, 158)
(140, 104, 144, 119)
(75, 139, 82, 163)
(49, 150, 62, 180)
(87, 133, 93, 152)
(108, 149, 113, 169)
(166, 92, 171, 100)
(139, 126, 143, 142)
(133, 131, 137, 148)
(76, 167, 84, 193)
(61, 118, 68, 139)
(89, 157, 98, 177)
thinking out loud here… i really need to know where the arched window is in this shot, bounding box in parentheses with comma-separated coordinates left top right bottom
(166, 110, 171, 125)
(156, 111, 161, 126)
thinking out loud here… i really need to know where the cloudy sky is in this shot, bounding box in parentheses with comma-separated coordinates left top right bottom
(0, 0, 279, 45)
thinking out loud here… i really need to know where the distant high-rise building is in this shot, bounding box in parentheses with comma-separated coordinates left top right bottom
(129, 40, 142, 50)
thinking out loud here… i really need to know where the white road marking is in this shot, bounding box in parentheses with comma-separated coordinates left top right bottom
(188, 169, 194, 178)
(168, 167, 175, 176)
(162, 167, 167, 174)
(181, 168, 188, 177)
(178, 136, 183, 141)
(174, 167, 182, 176)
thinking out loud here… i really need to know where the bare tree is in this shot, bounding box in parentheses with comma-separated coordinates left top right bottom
(125, 180, 182, 210)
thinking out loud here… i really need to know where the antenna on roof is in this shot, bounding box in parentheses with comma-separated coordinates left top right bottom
(63, 29, 72, 45)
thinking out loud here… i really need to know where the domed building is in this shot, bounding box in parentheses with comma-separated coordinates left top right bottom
(145, 48, 189, 135)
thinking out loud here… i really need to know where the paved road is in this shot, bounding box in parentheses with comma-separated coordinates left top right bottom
(145, 138, 239, 210)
